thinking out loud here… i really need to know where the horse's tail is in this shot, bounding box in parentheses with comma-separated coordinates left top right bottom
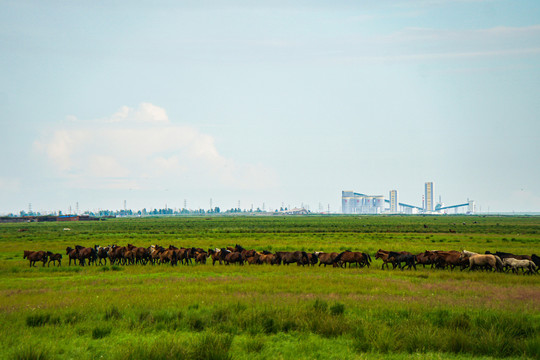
(365, 253, 372, 263)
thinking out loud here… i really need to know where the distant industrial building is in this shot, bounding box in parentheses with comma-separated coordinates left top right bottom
(425, 182, 433, 212)
(342, 191, 385, 214)
(342, 182, 475, 215)
(389, 190, 398, 213)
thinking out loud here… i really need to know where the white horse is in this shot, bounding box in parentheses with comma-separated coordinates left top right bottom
(502, 258, 537, 275)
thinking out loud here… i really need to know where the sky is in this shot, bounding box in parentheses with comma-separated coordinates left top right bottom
(1, 0, 539, 214)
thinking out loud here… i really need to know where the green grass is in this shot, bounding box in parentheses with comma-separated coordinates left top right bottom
(0, 215, 539, 359)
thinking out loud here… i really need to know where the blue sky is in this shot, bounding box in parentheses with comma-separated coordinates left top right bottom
(1, 0, 539, 214)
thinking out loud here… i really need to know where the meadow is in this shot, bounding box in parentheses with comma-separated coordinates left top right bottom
(0, 215, 539, 360)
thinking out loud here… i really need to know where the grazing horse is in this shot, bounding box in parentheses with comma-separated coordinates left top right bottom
(46, 251, 62, 267)
(502, 258, 537, 275)
(24, 250, 48, 267)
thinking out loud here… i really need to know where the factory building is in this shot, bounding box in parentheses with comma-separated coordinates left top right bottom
(425, 182, 433, 212)
(342, 182, 474, 215)
(389, 190, 398, 213)
(342, 191, 385, 214)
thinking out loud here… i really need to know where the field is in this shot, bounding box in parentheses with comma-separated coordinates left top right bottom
(1, 215, 539, 360)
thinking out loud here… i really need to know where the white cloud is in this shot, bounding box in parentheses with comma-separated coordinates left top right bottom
(34, 103, 278, 191)
(106, 102, 169, 124)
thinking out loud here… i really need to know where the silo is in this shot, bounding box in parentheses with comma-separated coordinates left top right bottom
(364, 196, 373, 214)
(355, 197, 362, 214)
(374, 196, 385, 213)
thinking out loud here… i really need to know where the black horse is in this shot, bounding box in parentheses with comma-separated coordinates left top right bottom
(387, 251, 417, 270)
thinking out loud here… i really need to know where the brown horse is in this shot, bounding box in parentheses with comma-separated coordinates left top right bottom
(74, 245, 96, 266)
(224, 252, 244, 265)
(46, 251, 62, 267)
(434, 251, 463, 270)
(24, 250, 48, 267)
(316, 252, 340, 267)
(258, 253, 275, 265)
(334, 251, 371, 268)
(375, 250, 392, 269)
(66, 247, 79, 266)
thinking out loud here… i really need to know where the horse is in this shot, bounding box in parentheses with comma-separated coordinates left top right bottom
(387, 251, 417, 270)
(280, 251, 309, 266)
(46, 251, 62, 267)
(66, 247, 79, 266)
(434, 251, 463, 270)
(149, 245, 165, 265)
(468, 254, 503, 272)
(375, 249, 412, 270)
(258, 253, 275, 265)
(207, 249, 224, 265)
(502, 258, 537, 275)
(24, 250, 48, 267)
(315, 252, 340, 267)
(94, 245, 110, 265)
(75, 245, 97, 266)
(306, 252, 319, 266)
(224, 252, 244, 265)
(532, 254, 540, 273)
(416, 251, 436, 268)
(375, 249, 392, 269)
(127, 244, 149, 265)
(334, 251, 371, 268)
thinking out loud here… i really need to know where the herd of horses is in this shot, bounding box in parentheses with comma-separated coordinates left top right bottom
(22, 244, 539, 275)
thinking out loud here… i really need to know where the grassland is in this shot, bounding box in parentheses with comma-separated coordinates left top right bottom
(0, 215, 539, 359)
